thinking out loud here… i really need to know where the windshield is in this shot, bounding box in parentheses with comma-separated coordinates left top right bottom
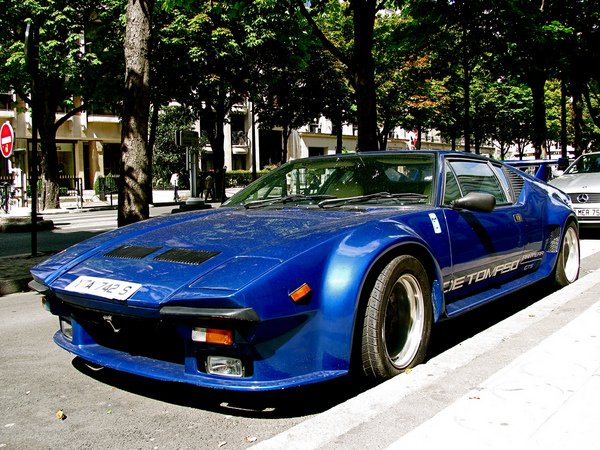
(223, 153, 435, 208)
(565, 153, 600, 174)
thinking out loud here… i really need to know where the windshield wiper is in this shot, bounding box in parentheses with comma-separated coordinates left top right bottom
(318, 192, 428, 208)
(244, 194, 337, 209)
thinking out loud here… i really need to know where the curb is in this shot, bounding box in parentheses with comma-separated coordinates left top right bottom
(0, 251, 57, 296)
(0, 217, 54, 233)
(0, 276, 33, 296)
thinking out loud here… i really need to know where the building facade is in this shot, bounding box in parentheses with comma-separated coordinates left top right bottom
(1, 93, 494, 206)
(1, 93, 121, 203)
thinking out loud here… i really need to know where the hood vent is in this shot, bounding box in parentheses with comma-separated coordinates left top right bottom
(103, 245, 162, 259)
(153, 248, 221, 265)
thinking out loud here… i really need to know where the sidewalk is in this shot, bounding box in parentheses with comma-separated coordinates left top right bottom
(1, 187, 244, 217)
(253, 269, 600, 450)
(2, 188, 198, 217)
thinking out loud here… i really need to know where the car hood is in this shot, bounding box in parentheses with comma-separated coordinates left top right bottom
(549, 173, 600, 192)
(32, 207, 424, 308)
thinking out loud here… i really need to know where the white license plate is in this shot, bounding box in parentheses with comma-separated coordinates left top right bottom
(65, 276, 142, 300)
(575, 208, 600, 217)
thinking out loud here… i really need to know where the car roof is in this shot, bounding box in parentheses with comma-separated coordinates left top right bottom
(290, 150, 491, 163)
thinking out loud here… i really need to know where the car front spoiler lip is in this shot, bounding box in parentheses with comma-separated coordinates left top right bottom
(159, 306, 261, 322)
(29, 279, 260, 322)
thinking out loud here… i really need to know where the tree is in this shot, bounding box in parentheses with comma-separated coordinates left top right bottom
(293, 0, 397, 152)
(489, 80, 533, 160)
(249, 19, 330, 161)
(0, 0, 126, 210)
(317, 52, 355, 153)
(407, 0, 503, 154)
(119, 0, 154, 226)
(554, 0, 600, 155)
(152, 105, 206, 186)
(160, 2, 257, 202)
(492, 1, 573, 158)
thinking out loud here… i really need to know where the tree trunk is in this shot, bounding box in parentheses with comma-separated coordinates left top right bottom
(352, 1, 378, 152)
(201, 93, 228, 203)
(528, 71, 547, 159)
(378, 120, 389, 151)
(147, 103, 160, 204)
(294, 0, 379, 153)
(119, 0, 154, 227)
(38, 84, 61, 211)
(572, 88, 584, 157)
(334, 116, 343, 153)
(31, 75, 62, 211)
(561, 78, 568, 158)
(462, 23, 471, 154)
(282, 124, 289, 164)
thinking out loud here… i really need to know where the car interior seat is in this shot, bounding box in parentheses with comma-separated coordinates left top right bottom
(326, 181, 364, 198)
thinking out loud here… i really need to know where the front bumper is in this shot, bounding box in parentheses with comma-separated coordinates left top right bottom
(32, 281, 346, 391)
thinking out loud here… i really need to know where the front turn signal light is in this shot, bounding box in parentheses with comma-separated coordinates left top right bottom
(290, 283, 312, 304)
(192, 327, 233, 345)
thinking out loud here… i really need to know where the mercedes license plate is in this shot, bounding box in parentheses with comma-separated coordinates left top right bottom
(575, 208, 600, 217)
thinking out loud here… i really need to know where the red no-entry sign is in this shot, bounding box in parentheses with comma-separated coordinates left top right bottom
(1, 122, 14, 158)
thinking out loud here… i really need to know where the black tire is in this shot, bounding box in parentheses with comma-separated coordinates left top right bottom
(361, 255, 433, 379)
(554, 222, 580, 287)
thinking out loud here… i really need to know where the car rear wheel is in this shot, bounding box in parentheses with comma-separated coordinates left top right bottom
(554, 222, 580, 287)
(361, 255, 432, 379)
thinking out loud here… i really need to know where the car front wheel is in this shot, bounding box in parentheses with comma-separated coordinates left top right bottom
(361, 255, 433, 379)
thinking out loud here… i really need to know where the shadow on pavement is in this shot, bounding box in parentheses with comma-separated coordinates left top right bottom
(72, 357, 372, 419)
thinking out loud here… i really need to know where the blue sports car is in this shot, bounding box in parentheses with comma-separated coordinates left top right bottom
(29, 151, 580, 391)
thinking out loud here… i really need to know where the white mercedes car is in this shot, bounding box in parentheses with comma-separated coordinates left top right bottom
(550, 152, 600, 227)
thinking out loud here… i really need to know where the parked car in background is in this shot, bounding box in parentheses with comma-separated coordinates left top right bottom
(504, 158, 569, 182)
(30, 151, 580, 391)
(549, 152, 600, 228)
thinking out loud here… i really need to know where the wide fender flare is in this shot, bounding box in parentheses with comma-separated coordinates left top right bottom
(316, 220, 446, 363)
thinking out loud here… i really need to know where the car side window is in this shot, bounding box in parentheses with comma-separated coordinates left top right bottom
(491, 164, 514, 202)
(444, 162, 462, 205)
(445, 160, 508, 205)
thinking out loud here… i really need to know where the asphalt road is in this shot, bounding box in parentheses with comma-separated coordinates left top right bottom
(1, 235, 599, 449)
(0, 206, 174, 258)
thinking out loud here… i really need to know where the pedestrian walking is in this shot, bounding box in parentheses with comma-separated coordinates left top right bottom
(204, 175, 214, 201)
(170, 172, 180, 201)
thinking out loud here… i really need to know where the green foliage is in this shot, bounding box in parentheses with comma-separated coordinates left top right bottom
(223, 169, 272, 188)
(93, 174, 119, 195)
(0, 0, 127, 210)
(0, 0, 126, 110)
(153, 105, 206, 185)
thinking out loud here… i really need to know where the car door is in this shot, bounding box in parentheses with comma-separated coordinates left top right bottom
(442, 158, 527, 309)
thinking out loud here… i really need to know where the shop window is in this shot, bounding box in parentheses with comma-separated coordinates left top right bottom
(103, 143, 121, 175)
(309, 147, 325, 157)
(233, 154, 246, 171)
(231, 115, 248, 146)
(0, 94, 12, 110)
(56, 142, 75, 176)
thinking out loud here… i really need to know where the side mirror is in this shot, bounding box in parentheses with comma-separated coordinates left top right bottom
(451, 192, 496, 213)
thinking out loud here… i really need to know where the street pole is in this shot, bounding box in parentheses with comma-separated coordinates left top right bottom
(189, 147, 197, 198)
(176, 130, 204, 208)
(251, 101, 257, 181)
(25, 22, 39, 257)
